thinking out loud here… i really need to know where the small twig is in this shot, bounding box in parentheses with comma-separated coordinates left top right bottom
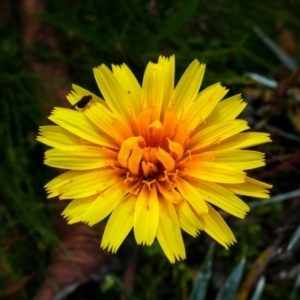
(266, 124, 300, 142)
(249, 189, 300, 208)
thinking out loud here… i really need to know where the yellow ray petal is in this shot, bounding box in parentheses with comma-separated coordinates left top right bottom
(222, 177, 272, 198)
(101, 194, 136, 253)
(172, 60, 205, 114)
(246, 176, 272, 188)
(183, 161, 246, 183)
(193, 150, 265, 170)
(174, 199, 202, 236)
(48, 108, 118, 149)
(62, 195, 96, 224)
(93, 65, 131, 122)
(37, 126, 82, 149)
(175, 177, 208, 214)
(45, 169, 87, 190)
(45, 170, 104, 198)
(207, 132, 271, 151)
(58, 169, 124, 199)
(156, 198, 186, 263)
(83, 102, 132, 144)
(158, 55, 175, 118)
(142, 62, 163, 120)
(81, 180, 129, 226)
(44, 146, 116, 170)
(134, 184, 159, 245)
(188, 120, 249, 152)
(188, 178, 250, 218)
(112, 63, 142, 117)
(203, 94, 247, 128)
(183, 84, 228, 132)
(200, 204, 236, 249)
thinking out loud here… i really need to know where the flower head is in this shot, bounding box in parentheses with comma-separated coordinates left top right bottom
(37, 55, 272, 262)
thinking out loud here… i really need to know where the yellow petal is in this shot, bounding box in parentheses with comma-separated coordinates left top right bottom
(134, 184, 159, 245)
(48, 107, 118, 149)
(200, 204, 236, 249)
(83, 102, 132, 144)
(172, 121, 189, 145)
(45, 169, 115, 198)
(45, 169, 86, 190)
(128, 146, 143, 175)
(168, 139, 184, 159)
(44, 146, 116, 170)
(183, 161, 246, 183)
(203, 94, 247, 128)
(174, 199, 202, 236)
(37, 126, 82, 149)
(193, 150, 265, 170)
(93, 65, 131, 122)
(208, 132, 271, 151)
(118, 136, 145, 167)
(222, 177, 272, 198)
(172, 60, 205, 115)
(62, 195, 96, 224)
(142, 62, 163, 120)
(188, 120, 249, 152)
(183, 84, 228, 131)
(58, 169, 124, 199)
(81, 180, 129, 226)
(101, 194, 136, 253)
(112, 63, 142, 117)
(188, 178, 250, 218)
(175, 177, 208, 214)
(158, 55, 175, 118)
(155, 147, 175, 172)
(156, 197, 186, 263)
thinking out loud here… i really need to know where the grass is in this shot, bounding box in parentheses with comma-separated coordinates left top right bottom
(1, 0, 300, 299)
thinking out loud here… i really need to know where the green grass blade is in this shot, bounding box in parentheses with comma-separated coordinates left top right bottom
(189, 243, 214, 300)
(216, 258, 246, 300)
(287, 224, 300, 251)
(249, 189, 300, 208)
(250, 276, 266, 300)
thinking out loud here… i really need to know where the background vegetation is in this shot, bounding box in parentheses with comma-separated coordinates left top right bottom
(1, 0, 300, 299)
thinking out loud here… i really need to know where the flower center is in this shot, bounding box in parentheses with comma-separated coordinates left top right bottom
(118, 108, 190, 202)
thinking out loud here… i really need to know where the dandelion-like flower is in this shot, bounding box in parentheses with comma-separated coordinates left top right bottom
(37, 55, 272, 262)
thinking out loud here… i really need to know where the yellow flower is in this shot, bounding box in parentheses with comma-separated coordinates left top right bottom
(37, 55, 272, 263)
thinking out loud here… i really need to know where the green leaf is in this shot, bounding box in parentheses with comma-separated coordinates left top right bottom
(189, 243, 214, 300)
(250, 276, 266, 300)
(288, 224, 300, 251)
(249, 189, 300, 208)
(216, 258, 246, 300)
